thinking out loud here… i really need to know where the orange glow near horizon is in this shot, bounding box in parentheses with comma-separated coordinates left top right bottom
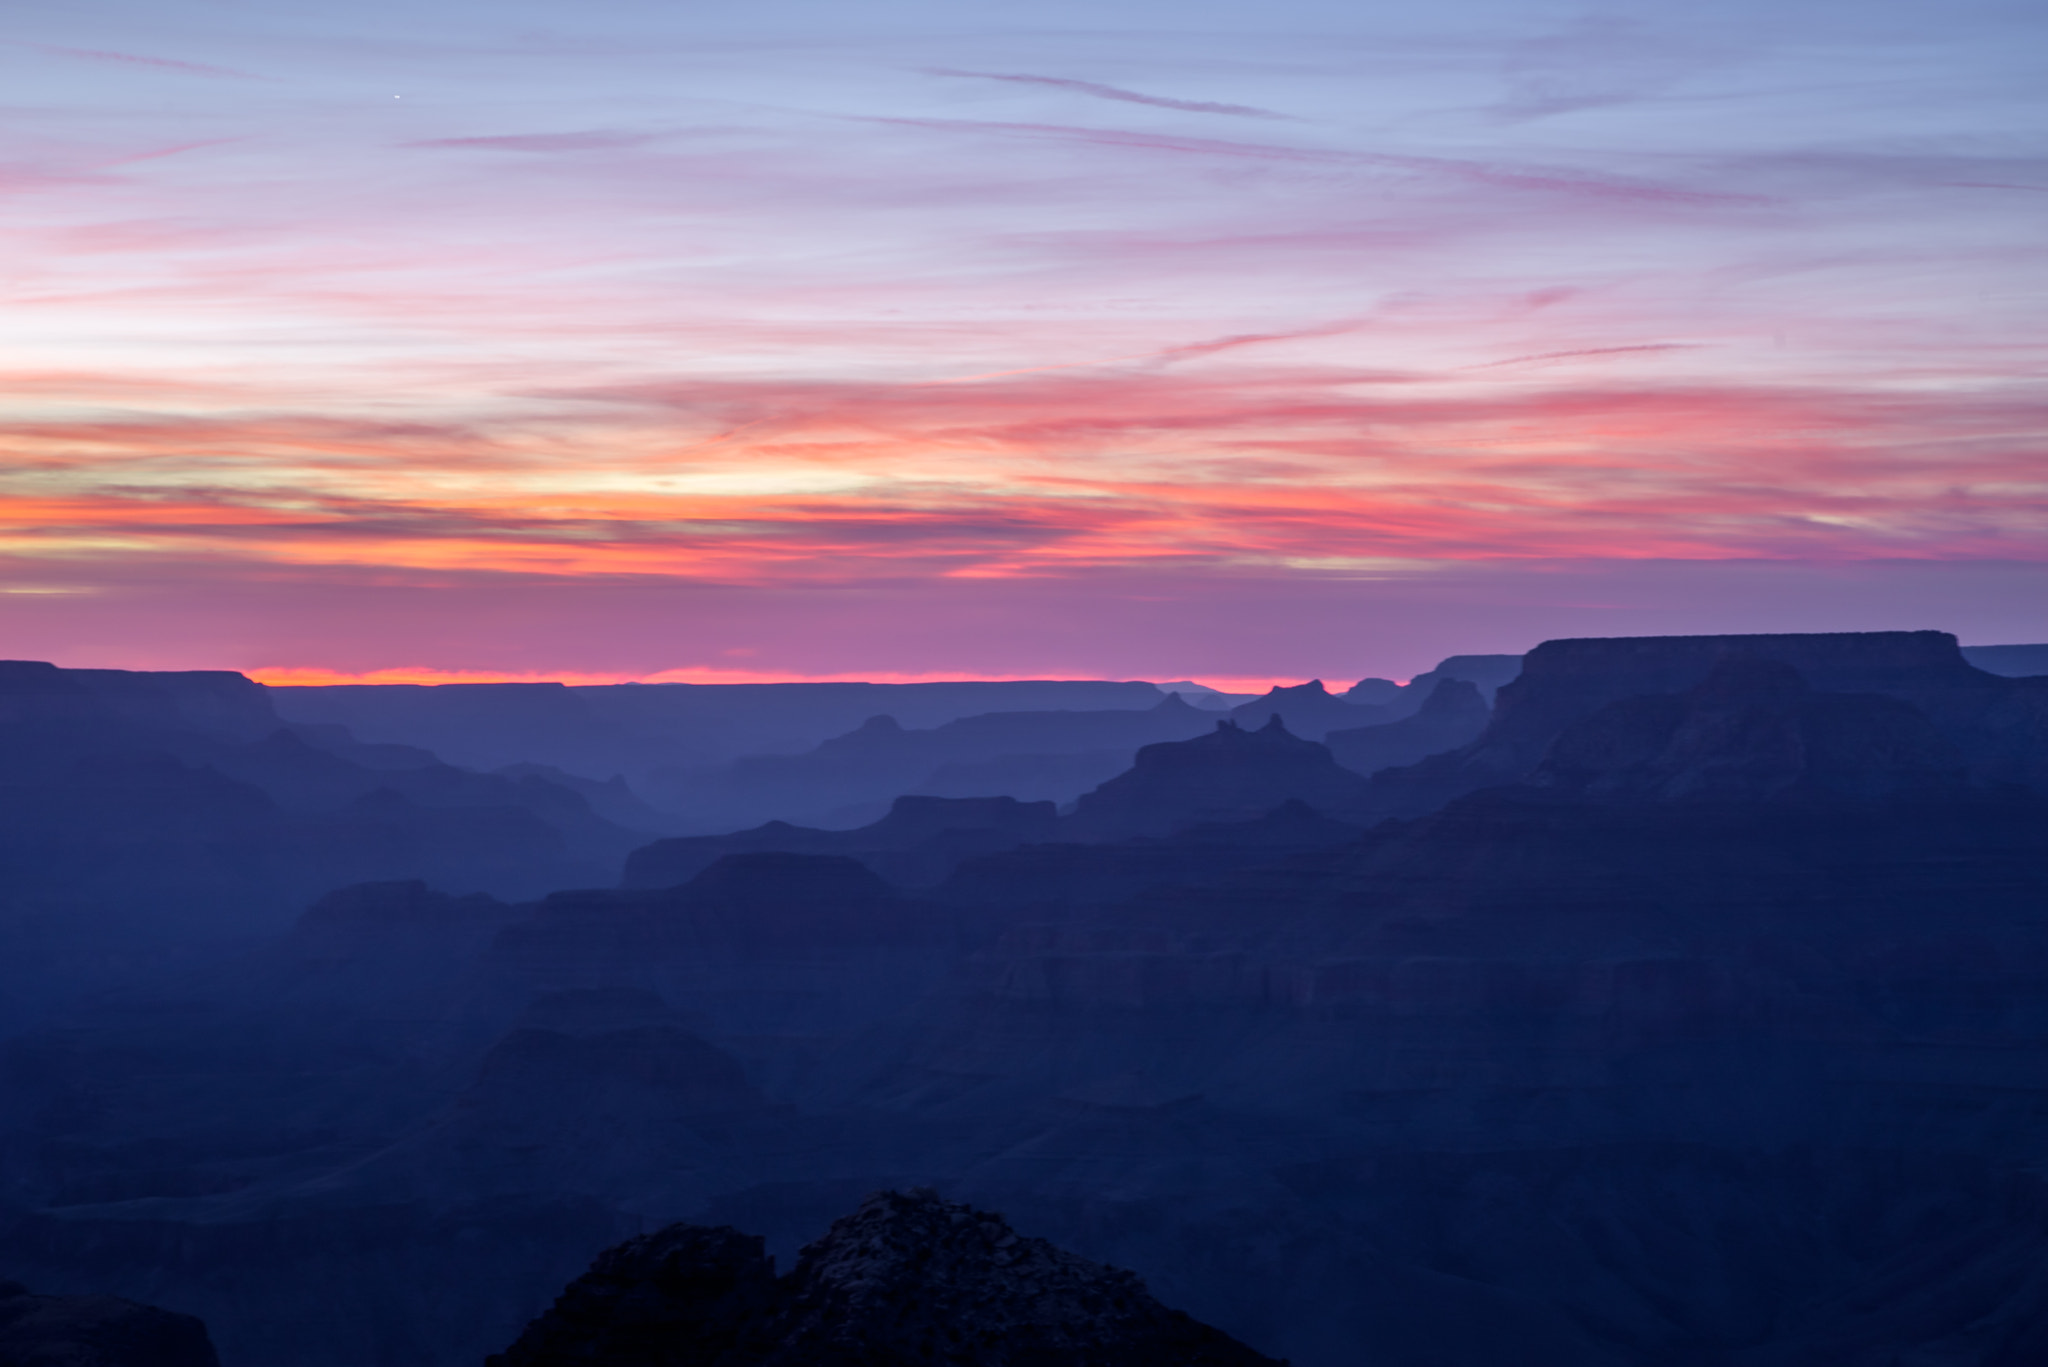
(245, 664, 1306, 692)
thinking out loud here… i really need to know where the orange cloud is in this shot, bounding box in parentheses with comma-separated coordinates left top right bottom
(5, 359, 2041, 599)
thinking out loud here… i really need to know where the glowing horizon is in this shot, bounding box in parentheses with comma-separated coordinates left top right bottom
(245, 664, 1314, 693)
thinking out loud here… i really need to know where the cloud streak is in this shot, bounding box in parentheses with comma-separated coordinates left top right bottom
(928, 68, 1286, 119)
(14, 40, 254, 79)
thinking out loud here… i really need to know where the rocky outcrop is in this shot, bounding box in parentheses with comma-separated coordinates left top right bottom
(1227, 680, 1381, 740)
(1364, 630, 2048, 817)
(1325, 678, 1490, 777)
(0, 1282, 218, 1367)
(1398, 654, 1523, 707)
(489, 1189, 1283, 1366)
(1064, 718, 1373, 840)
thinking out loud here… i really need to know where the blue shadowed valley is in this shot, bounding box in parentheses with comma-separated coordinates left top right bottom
(4, 633, 2048, 1364)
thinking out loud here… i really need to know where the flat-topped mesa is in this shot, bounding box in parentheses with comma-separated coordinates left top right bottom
(1361, 630, 2048, 817)
(1488, 630, 1983, 769)
(0, 661, 280, 739)
(489, 1188, 1283, 1367)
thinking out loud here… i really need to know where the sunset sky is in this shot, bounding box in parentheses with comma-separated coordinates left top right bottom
(4, 0, 2044, 686)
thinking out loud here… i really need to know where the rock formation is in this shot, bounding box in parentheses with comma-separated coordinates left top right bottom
(1324, 677, 1490, 777)
(489, 1188, 1283, 1366)
(1064, 717, 1374, 839)
(1362, 629, 2048, 817)
(1226, 679, 1380, 740)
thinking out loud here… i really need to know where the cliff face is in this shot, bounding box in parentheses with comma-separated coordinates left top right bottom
(1325, 678, 1490, 778)
(1366, 630, 2048, 816)
(1532, 656, 1969, 802)
(0, 660, 278, 740)
(1227, 679, 1384, 740)
(490, 1189, 1283, 1367)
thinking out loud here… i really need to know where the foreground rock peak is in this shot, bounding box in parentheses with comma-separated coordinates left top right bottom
(491, 1187, 1284, 1366)
(0, 1281, 219, 1367)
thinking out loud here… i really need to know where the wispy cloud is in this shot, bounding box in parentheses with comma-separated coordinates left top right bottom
(928, 68, 1286, 119)
(406, 132, 655, 153)
(15, 40, 254, 79)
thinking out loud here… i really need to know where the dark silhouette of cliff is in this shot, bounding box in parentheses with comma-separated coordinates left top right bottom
(1340, 655, 1522, 715)
(1360, 630, 2048, 818)
(0, 1282, 218, 1367)
(270, 680, 1171, 793)
(1063, 717, 1375, 839)
(489, 1189, 1283, 1367)
(1324, 678, 1490, 777)
(624, 796, 1059, 891)
(668, 696, 1214, 832)
(0, 660, 650, 1029)
(14, 631, 2048, 1367)
(1532, 655, 1969, 802)
(1226, 680, 1382, 740)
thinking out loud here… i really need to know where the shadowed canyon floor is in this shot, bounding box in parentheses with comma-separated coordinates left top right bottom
(3, 634, 2048, 1365)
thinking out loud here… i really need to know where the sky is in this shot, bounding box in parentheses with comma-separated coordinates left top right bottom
(2, 0, 2044, 687)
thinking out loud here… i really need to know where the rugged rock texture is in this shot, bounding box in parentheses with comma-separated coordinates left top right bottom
(1532, 656, 1968, 801)
(0, 1281, 218, 1367)
(624, 797, 1060, 891)
(490, 1189, 1283, 1367)
(1364, 630, 2048, 817)
(1064, 718, 1373, 839)
(1325, 678, 1490, 778)
(18, 631, 2048, 1367)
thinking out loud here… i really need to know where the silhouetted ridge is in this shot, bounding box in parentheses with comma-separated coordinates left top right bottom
(1065, 716, 1373, 839)
(1963, 643, 2048, 678)
(1364, 629, 2048, 817)
(624, 796, 1058, 891)
(489, 1189, 1283, 1366)
(1325, 677, 1490, 777)
(1227, 679, 1380, 740)
(677, 697, 1214, 832)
